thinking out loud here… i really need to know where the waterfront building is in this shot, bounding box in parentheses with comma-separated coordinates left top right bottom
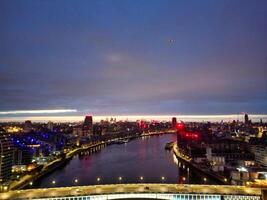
(207, 139, 253, 161)
(0, 129, 13, 183)
(250, 145, 267, 167)
(13, 147, 33, 166)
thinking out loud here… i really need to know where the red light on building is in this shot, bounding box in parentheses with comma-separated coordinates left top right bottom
(176, 120, 185, 131)
(192, 133, 199, 139)
(182, 131, 200, 141)
(138, 120, 147, 129)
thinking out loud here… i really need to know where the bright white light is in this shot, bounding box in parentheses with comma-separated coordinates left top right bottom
(0, 109, 77, 115)
(237, 166, 248, 172)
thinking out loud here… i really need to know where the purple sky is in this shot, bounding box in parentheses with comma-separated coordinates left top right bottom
(0, 0, 267, 117)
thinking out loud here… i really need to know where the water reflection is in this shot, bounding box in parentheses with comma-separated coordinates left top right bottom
(32, 134, 215, 188)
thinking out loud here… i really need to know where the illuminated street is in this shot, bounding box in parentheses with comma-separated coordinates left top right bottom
(0, 184, 264, 200)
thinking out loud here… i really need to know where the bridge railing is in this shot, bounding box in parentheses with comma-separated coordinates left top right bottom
(0, 184, 264, 200)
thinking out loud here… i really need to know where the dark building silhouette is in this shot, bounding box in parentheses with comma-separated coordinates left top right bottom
(84, 116, 93, 127)
(82, 116, 93, 136)
(0, 129, 13, 183)
(24, 120, 33, 133)
(172, 117, 177, 128)
(13, 148, 33, 166)
(244, 113, 249, 125)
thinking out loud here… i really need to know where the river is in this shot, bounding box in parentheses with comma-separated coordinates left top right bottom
(32, 134, 216, 188)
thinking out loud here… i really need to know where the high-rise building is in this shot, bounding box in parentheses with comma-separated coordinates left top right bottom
(244, 113, 249, 125)
(47, 121, 54, 131)
(24, 120, 33, 133)
(84, 116, 93, 127)
(172, 117, 177, 128)
(0, 129, 13, 183)
(83, 115, 93, 136)
(250, 145, 267, 167)
(13, 148, 33, 166)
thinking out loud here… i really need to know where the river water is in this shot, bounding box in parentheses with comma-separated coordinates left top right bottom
(33, 134, 215, 188)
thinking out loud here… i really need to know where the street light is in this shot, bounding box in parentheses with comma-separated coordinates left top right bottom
(161, 176, 165, 181)
(29, 181, 33, 186)
(203, 177, 207, 182)
(74, 178, 78, 183)
(140, 176, 143, 181)
(52, 180, 56, 185)
(118, 176, 122, 181)
(224, 178, 228, 183)
(97, 177, 101, 182)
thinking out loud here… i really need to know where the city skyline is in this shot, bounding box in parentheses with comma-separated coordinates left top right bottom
(1, 1, 267, 198)
(1, 0, 267, 117)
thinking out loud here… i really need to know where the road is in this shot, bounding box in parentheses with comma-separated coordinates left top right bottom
(0, 184, 263, 200)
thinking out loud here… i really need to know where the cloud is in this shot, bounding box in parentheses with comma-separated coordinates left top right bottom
(0, 0, 267, 115)
(0, 109, 77, 115)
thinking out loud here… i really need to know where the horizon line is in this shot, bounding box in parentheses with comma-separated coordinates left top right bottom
(0, 114, 266, 123)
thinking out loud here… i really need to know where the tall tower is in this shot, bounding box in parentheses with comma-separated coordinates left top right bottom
(84, 116, 93, 126)
(172, 117, 177, 128)
(83, 115, 93, 136)
(0, 129, 13, 183)
(244, 113, 249, 125)
(24, 120, 33, 133)
(47, 121, 54, 131)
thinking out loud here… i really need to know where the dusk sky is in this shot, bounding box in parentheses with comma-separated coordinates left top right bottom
(1, 0, 267, 117)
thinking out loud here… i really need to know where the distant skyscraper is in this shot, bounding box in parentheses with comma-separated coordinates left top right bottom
(24, 120, 33, 133)
(83, 116, 93, 136)
(84, 116, 93, 127)
(47, 121, 53, 131)
(0, 129, 13, 183)
(172, 117, 177, 128)
(244, 113, 249, 124)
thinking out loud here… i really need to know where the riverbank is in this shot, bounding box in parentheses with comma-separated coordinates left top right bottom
(172, 142, 226, 185)
(8, 130, 175, 191)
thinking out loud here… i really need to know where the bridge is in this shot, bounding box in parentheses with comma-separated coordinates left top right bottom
(0, 184, 265, 200)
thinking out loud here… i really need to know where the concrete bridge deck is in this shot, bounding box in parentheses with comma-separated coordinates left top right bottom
(0, 184, 265, 200)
